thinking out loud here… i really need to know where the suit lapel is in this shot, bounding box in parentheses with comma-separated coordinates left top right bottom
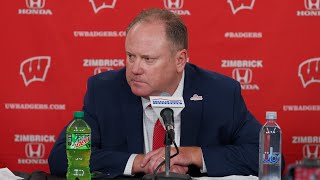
(180, 64, 203, 146)
(121, 82, 144, 154)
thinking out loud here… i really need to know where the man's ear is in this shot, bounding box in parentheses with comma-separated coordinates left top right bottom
(175, 49, 187, 73)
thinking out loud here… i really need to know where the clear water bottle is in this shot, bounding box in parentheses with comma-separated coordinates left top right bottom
(259, 111, 282, 180)
(66, 111, 91, 180)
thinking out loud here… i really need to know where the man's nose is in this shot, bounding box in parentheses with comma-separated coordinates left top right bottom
(131, 59, 143, 74)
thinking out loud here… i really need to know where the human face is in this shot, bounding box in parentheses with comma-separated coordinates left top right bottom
(125, 22, 186, 98)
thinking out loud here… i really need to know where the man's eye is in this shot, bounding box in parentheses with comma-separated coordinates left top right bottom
(127, 54, 135, 61)
(144, 58, 155, 63)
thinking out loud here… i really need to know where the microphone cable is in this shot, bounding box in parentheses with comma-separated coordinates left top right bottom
(151, 131, 179, 180)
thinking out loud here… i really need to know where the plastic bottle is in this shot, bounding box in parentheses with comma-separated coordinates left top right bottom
(259, 111, 282, 180)
(66, 111, 91, 180)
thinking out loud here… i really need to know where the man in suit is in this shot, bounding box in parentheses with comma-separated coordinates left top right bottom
(49, 8, 262, 178)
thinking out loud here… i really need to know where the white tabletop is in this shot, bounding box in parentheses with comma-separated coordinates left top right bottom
(193, 175, 258, 180)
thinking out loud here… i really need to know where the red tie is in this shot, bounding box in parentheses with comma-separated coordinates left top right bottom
(152, 119, 166, 150)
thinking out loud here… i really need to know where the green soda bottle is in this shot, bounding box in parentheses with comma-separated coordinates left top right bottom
(66, 111, 91, 180)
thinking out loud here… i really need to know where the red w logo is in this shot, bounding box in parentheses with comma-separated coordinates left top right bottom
(227, 0, 255, 14)
(298, 58, 320, 88)
(89, 0, 116, 14)
(20, 56, 51, 86)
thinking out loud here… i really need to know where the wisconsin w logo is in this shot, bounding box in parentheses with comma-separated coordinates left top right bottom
(298, 57, 320, 88)
(89, 0, 117, 14)
(227, 0, 256, 14)
(20, 56, 51, 86)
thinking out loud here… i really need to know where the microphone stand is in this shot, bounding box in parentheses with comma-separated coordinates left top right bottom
(143, 131, 192, 180)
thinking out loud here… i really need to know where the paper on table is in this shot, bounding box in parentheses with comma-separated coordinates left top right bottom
(193, 175, 258, 180)
(0, 168, 24, 180)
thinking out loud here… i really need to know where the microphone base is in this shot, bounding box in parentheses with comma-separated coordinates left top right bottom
(142, 172, 192, 180)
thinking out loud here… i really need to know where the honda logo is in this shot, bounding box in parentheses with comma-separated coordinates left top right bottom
(94, 67, 113, 75)
(25, 143, 45, 158)
(164, 0, 184, 9)
(20, 56, 51, 86)
(26, 0, 45, 9)
(232, 68, 252, 84)
(303, 144, 320, 159)
(298, 57, 320, 88)
(227, 0, 255, 14)
(89, 0, 117, 14)
(305, 0, 320, 10)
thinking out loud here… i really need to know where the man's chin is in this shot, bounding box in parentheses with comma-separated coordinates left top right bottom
(130, 88, 151, 98)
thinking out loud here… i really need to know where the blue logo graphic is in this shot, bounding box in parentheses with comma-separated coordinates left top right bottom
(152, 99, 183, 105)
(263, 147, 280, 164)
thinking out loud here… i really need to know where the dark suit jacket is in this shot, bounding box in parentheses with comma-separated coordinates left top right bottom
(49, 63, 262, 178)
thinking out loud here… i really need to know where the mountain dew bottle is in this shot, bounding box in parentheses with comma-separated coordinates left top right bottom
(66, 111, 91, 180)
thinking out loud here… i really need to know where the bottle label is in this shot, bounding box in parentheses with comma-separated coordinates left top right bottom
(262, 147, 281, 164)
(67, 133, 91, 150)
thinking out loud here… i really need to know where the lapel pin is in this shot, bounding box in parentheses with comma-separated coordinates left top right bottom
(190, 94, 203, 101)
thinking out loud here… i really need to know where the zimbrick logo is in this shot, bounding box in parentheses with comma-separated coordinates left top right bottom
(297, 0, 320, 16)
(20, 56, 51, 86)
(164, 0, 191, 16)
(83, 58, 124, 74)
(15, 134, 55, 164)
(89, 0, 116, 14)
(227, 0, 255, 14)
(298, 57, 320, 88)
(221, 60, 262, 90)
(18, 0, 53, 15)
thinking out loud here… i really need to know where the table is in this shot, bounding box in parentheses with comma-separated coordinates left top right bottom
(14, 171, 142, 180)
(13, 171, 259, 180)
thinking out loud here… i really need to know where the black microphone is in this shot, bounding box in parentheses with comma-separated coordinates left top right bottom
(160, 108, 175, 142)
(143, 93, 191, 180)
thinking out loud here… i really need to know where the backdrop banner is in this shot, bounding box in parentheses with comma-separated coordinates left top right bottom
(1, 0, 319, 174)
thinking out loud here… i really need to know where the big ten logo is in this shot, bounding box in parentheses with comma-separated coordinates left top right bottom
(262, 147, 281, 164)
(25, 143, 45, 158)
(89, 0, 117, 14)
(305, 0, 320, 10)
(303, 144, 320, 159)
(227, 0, 256, 14)
(163, 0, 191, 16)
(19, 56, 51, 86)
(298, 57, 320, 88)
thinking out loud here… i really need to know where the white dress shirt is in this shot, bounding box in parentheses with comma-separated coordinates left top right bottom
(123, 72, 206, 175)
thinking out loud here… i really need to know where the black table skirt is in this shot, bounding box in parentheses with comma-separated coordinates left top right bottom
(14, 171, 143, 180)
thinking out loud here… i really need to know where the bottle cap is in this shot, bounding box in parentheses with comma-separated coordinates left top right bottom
(74, 111, 84, 118)
(266, 111, 277, 120)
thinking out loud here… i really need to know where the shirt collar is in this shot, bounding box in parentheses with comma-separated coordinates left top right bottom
(141, 71, 185, 110)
